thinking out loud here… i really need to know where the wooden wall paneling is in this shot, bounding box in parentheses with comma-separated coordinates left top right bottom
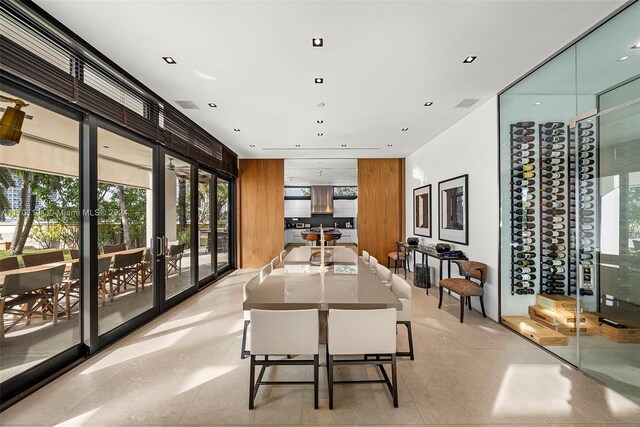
(357, 158, 405, 265)
(238, 159, 284, 268)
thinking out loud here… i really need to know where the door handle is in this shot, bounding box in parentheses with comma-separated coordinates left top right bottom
(156, 236, 164, 257)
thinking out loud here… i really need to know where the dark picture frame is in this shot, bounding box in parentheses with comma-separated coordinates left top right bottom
(438, 174, 468, 245)
(413, 184, 432, 237)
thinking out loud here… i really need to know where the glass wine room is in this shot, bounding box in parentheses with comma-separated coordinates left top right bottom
(498, 2, 640, 405)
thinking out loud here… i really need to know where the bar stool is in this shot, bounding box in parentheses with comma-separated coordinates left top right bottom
(305, 234, 318, 246)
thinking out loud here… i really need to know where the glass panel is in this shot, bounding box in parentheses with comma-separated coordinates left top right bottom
(334, 186, 358, 197)
(97, 128, 153, 335)
(216, 178, 229, 271)
(284, 187, 310, 198)
(165, 156, 193, 299)
(198, 171, 213, 281)
(576, 98, 640, 406)
(0, 90, 80, 381)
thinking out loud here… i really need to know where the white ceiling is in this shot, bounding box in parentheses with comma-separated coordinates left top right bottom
(35, 0, 627, 159)
(285, 158, 356, 185)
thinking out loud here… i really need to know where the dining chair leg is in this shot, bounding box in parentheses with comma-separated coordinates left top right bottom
(241, 320, 250, 359)
(479, 295, 487, 318)
(65, 283, 72, 318)
(459, 296, 465, 323)
(313, 354, 319, 410)
(406, 322, 414, 360)
(328, 355, 334, 410)
(391, 354, 398, 408)
(249, 355, 256, 410)
(468, 296, 472, 311)
(438, 285, 444, 309)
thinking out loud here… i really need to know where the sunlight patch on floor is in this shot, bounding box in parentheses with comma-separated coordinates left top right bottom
(604, 387, 640, 416)
(492, 364, 572, 417)
(177, 365, 237, 394)
(54, 407, 101, 426)
(80, 328, 192, 375)
(144, 312, 211, 336)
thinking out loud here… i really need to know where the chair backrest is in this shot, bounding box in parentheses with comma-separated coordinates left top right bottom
(1, 264, 66, 297)
(22, 251, 65, 267)
(259, 264, 271, 283)
(68, 261, 80, 281)
(369, 256, 378, 270)
(270, 256, 279, 271)
(69, 249, 80, 260)
(243, 273, 261, 301)
(279, 249, 287, 262)
(168, 243, 185, 257)
(376, 263, 392, 282)
(453, 260, 488, 286)
(361, 250, 370, 264)
(103, 243, 127, 254)
(328, 308, 396, 355)
(391, 274, 412, 300)
(112, 250, 143, 269)
(250, 309, 319, 355)
(0, 256, 20, 272)
(98, 256, 113, 274)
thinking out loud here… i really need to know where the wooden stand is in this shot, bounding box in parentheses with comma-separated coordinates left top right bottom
(584, 312, 640, 343)
(502, 316, 568, 346)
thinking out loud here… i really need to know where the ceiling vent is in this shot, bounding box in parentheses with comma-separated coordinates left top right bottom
(455, 99, 480, 108)
(175, 100, 199, 109)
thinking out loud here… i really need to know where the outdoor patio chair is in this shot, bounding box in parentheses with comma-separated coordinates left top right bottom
(102, 243, 127, 254)
(166, 243, 185, 276)
(22, 251, 65, 267)
(0, 256, 20, 272)
(110, 250, 144, 296)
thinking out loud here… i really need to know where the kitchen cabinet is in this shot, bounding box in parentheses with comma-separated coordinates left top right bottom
(284, 200, 311, 218)
(334, 199, 356, 217)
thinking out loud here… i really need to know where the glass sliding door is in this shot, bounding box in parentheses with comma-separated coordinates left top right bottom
(0, 89, 81, 382)
(97, 127, 154, 335)
(575, 97, 640, 405)
(216, 177, 230, 271)
(198, 170, 213, 282)
(164, 154, 195, 299)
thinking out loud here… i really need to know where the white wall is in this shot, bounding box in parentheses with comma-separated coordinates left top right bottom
(405, 96, 500, 321)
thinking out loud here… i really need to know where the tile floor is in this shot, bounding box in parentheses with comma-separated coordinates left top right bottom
(1, 269, 639, 426)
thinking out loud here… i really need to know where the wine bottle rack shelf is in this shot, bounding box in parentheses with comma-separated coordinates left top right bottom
(509, 119, 597, 296)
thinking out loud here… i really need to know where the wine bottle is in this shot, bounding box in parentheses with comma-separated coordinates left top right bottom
(543, 129, 564, 136)
(546, 209, 566, 215)
(579, 159, 595, 166)
(543, 237, 562, 244)
(514, 201, 534, 208)
(543, 151, 564, 158)
(543, 230, 565, 237)
(514, 121, 535, 128)
(514, 237, 535, 245)
(544, 158, 564, 165)
(579, 122, 593, 130)
(543, 216, 563, 223)
(513, 230, 534, 238)
(512, 194, 535, 202)
(542, 172, 563, 179)
(513, 171, 535, 179)
(543, 202, 564, 208)
(513, 136, 535, 143)
(541, 194, 565, 201)
(544, 136, 566, 143)
(544, 223, 565, 230)
(542, 187, 563, 194)
(513, 128, 535, 136)
(515, 267, 536, 273)
(543, 122, 565, 129)
(545, 274, 565, 281)
(543, 259, 562, 266)
(512, 143, 535, 151)
(514, 274, 536, 280)
(513, 150, 536, 158)
(579, 152, 594, 159)
(543, 165, 565, 172)
(513, 216, 536, 223)
(514, 245, 534, 252)
(514, 223, 536, 229)
(579, 130, 594, 137)
(544, 251, 566, 259)
(580, 231, 595, 238)
(548, 244, 566, 251)
(580, 137, 595, 144)
(510, 187, 536, 194)
(543, 144, 565, 150)
(579, 173, 595, 180)
(514, 259, 533, 266)
(546, 267, 565, 274)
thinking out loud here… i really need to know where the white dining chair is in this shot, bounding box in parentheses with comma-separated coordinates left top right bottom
(270, 256, 279, 271)
(376, 263, 393, 287)
(369, 256, 379, 272)
(249, 309, 319, 409)
(259, 264, 271, 283)
(327, 308, 398, 409)
(361, 250, 370, 265)
(391, 274, 414, 360)
(241, 273, 261, 359)
(279, 249, 287, 262)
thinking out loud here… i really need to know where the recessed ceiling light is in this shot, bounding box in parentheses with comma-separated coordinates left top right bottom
(312, 38, 323, 47)
(162, 56, 176, 64)
(424, 101, 433, 106)
(341, 144, 347, 147)
(387, 144, 393, 147)
(317, 133, 324, 136)
(618, 56, 630, 61)
(316, 102, 325, 107)
(295, 144, 301, 147)
(401, 128, 409, 131)
(463, 56, 477, 63)
(208, 103, 217, 108)
(249, 144, 255, 147)
(233, 128, 240, 132)
(631, 42, 640, 49)
(103, 145, 110, 149)
(534, 101, 543, 105)
(317, 120, 324, 124)
(315, 78, 324, 84)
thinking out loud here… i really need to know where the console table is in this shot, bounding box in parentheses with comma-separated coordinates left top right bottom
(396, 242, 468, 292)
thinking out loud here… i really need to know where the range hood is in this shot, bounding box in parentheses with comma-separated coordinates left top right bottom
(311, 186, 334, 215)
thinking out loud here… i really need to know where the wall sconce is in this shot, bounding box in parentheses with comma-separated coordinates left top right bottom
(0, 95, 30, 146)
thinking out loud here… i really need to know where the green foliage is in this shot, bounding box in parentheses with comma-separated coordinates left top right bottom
(0, 167, 16, 217)
(629, 186, 640, 239)
(97, 183, 148, 246)
(177, 228, 191, 248)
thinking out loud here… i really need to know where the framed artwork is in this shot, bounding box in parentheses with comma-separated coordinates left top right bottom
(413, 184, 432, 237)
(438, 174, 468, 245)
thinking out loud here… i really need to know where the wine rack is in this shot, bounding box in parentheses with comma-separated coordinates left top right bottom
(569, 121, 597, 297)
(510, 122, 537, 296)
(539, 122, 568, 295)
